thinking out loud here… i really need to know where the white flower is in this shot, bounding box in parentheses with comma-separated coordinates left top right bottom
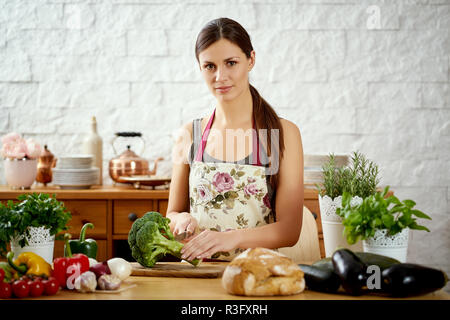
(1, 132, 22, 146)
(1, 142, 27, 159)
(25, 138, 42, 159)
(1, 133, 42, 159)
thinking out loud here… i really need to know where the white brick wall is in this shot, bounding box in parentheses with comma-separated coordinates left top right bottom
(1, 0, 449, 291)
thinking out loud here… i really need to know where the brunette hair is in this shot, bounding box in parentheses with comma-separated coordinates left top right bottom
(194, 17, 285, 194)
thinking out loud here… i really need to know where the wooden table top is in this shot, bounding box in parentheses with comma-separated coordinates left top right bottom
(20, 263, 450, 301)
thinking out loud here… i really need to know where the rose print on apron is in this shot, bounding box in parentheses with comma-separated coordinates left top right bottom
(189, 109, 274, 260)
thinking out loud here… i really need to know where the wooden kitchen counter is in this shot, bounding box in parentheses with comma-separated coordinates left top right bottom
(25, 263, 450, 301)
(0, 184, 171, 200)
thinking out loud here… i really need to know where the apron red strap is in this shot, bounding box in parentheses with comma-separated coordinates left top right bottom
(195, 108, 262, 166)
(195, 109, 215, 162)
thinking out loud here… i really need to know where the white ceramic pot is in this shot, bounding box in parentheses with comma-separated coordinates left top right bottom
(363, 228, 409, 263)
(4, 158, 38, 189)
(10, 226, 55, 263)
(319, 194, 363, 257)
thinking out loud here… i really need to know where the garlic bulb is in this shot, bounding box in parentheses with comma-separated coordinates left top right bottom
(107, 258, 132, 281)
(75, 271, 97, 293)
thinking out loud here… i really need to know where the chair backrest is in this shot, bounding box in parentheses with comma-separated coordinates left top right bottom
(278, 206, 321, 264)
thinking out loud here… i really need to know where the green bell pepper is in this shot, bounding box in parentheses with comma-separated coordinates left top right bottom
(65, 223, 98, 259)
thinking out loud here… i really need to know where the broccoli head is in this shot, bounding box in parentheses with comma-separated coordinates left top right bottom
(128, 211, 199, 267)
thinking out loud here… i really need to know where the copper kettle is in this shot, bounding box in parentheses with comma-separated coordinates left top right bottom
(36, 145, 57, 186)
(108, 132, 163, 183)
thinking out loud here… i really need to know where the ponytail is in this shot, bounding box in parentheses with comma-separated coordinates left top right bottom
(249, 84, 285, 196)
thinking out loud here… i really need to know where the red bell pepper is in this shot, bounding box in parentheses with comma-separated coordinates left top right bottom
(52, 233, 90, 289)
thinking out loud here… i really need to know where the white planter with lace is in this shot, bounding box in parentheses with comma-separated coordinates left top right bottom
(10, 226, 55, 263)
(319, 195, 363, 257)
(363, 228, 409, 263)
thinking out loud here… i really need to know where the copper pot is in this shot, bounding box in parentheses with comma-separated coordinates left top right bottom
(108, 132, 162, 183)
(36, 145, 57, 186)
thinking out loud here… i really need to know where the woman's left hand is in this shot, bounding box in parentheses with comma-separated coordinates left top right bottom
(180, 230, 239, 261)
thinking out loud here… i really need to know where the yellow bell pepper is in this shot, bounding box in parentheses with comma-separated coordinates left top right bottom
(7, 251, 52, 277)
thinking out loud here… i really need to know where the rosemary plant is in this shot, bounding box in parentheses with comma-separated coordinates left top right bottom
(316, 151, 380, 199)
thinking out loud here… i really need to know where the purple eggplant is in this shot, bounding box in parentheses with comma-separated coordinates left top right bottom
(332, 248, 368, 296)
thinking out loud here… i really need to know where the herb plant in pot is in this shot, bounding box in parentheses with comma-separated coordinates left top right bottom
(0, 193, 72, 263)
(337, 186, 431, 262)
(316, 151, 380, 257)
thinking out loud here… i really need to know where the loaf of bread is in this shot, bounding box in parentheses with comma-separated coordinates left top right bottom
(221, 247, 305, 296)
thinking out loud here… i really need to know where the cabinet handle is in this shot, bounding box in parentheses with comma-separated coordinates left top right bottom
(128, 213, 138, 222)
(81, 219, 90, 225)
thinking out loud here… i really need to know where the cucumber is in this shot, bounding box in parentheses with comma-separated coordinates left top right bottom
(298, 264, 341, 293)
(313, 252, 400, 272)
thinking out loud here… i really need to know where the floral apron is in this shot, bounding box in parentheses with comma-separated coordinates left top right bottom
(189, 109, 274, 261)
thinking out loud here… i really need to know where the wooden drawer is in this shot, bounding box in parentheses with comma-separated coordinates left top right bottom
(62, 200, 108, 239)
(158, 199, 168, 216)
(113, 200, 155, 234)
(54, 239, 108, 262)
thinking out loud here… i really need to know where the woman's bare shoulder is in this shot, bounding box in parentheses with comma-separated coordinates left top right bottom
(182, 120, 194, 133)
(171, 121, 194, 156)
(175, 117, 208, 146)
(279, 118, 302, 141)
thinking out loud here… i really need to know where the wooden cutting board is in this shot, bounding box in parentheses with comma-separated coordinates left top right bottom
(130, 262, 226, 278)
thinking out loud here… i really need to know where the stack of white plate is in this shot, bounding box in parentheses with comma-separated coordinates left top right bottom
(57, 155, 94, 169)
(53, 155, 99, 189)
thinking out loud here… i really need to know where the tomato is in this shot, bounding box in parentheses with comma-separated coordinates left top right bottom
(0, 282, 12, 299)
(0, 269, 5, 283)
(42, 277, 59, 296)
(12, 280, 29, 298)
(28, 279, 45, 297)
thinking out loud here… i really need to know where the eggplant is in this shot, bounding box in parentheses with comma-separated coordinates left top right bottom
(382, 263, 448, 297)
(313, 252, 400, 272)
(331, 248, 368, 296)
(312, 258, 335, 273)
(298, 264, 341, 293)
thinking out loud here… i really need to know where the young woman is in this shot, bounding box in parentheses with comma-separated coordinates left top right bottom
(167, 17, 304, 262)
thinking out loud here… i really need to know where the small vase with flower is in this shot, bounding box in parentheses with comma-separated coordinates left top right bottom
(1, 132, 42, 189)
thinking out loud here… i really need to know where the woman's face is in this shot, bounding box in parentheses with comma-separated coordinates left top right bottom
(198, 38, 255, 102)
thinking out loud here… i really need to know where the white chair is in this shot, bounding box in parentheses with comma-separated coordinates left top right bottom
(278, 206, 321, 264)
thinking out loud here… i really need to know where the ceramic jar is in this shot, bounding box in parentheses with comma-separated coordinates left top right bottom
(10, 226, 55, 264)
(319, 194, 363, 257)
(363, 228, 409, 263)
(4, 158, 38, 189)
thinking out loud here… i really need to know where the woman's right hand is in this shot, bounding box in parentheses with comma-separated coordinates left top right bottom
(167, 211, 198, 238)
